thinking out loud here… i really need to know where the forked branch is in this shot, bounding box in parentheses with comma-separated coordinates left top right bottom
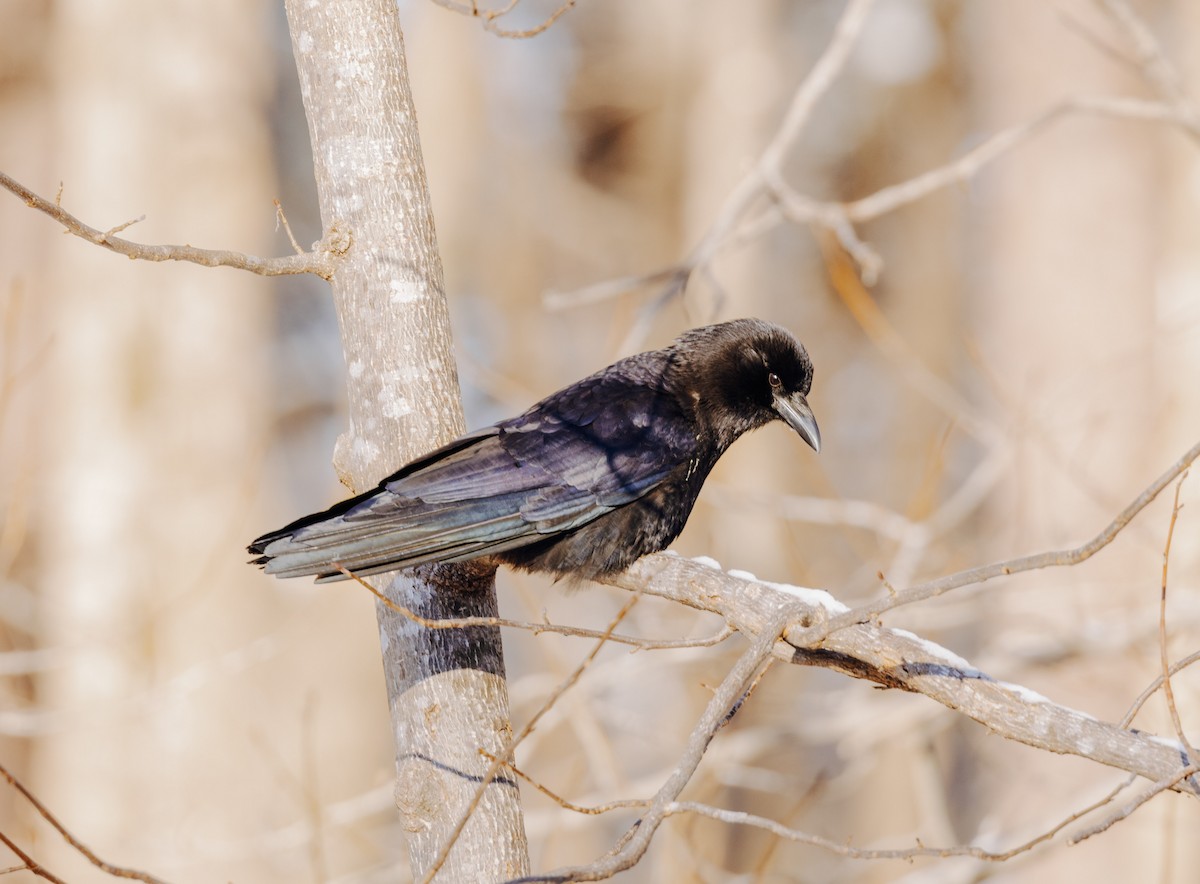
(0, 171, 346, 280)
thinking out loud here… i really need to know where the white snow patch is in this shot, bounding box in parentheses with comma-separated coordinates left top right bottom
(297, 32, 313, 53)
(1146, 733, 1188, 753)
(348, 359, 365, 379)
(997, 680, 1051, 705)
(890, 628, 972, 669)
(760, 580, 849, 614)
(687, 557, 847, 613)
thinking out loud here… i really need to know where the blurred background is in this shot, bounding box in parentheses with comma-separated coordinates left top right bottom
(2, 0, 1199, 881)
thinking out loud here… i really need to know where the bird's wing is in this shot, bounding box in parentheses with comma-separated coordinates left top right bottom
(253, 374, 697, 581)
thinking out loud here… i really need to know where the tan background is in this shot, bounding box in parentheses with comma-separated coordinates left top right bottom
(2, 0, 1199, 881)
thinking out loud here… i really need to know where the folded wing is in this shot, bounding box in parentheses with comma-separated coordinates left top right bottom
(249, 369, 696, 582)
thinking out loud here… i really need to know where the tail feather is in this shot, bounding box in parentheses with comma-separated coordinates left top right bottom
(249, 491, 547, 582)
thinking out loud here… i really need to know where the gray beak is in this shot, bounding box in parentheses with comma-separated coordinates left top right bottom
(772, 391, 821, 453)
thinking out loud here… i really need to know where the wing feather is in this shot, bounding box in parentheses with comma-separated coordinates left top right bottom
(252, 359, 697, 581)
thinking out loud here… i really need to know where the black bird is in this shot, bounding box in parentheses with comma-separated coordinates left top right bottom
(249, 318, 819, 583)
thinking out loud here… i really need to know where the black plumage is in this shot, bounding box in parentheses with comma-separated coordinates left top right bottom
(249, 318, 820, 583)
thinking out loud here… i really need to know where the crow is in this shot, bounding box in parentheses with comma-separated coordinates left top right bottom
(249, 318, 819, 583)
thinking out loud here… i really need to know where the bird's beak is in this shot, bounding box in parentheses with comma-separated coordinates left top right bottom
(772, 391, 821, 453)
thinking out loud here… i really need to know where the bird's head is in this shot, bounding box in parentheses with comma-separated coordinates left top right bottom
(677, 318, 820, 453)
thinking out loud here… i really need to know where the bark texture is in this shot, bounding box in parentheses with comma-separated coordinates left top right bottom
(284, 1, 530, 878)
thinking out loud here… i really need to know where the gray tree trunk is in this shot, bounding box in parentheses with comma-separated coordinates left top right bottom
(283, 1, 530, 879)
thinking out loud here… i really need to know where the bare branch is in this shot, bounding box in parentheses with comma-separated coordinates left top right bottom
(1097, 0, 1200, 141)
(551, 88, 1200, 315)
(428, 0, 577, 38)
(1068, 763, 1200, 845)
(841, 96, 1200, 224)
(1157, 474, 1196, 762)
(1122, 650, 1200, 728)
(612, 555, 1199, 794)
(482, 0, 576, 39)
(820, 438, 1200, 627)
(592, 440, 1200, 795)
(273, 199, 305, 255)
(544, 0, 877, 318)
(0, 171, 344, 279)
(1057, 6, 1143, 71)
(530, 606, 801, 881)
(757, 0, 876, 176)
(661, 773, 1131, 862)
(0, 762, 171, 884)
(0, 831, 68, 884)
(543, 267, 686, 311)
(335, 564, 733, 650)
(479, 751, 649, 817)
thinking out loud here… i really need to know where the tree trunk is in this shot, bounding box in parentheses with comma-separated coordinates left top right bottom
(283, 1, 530, 879)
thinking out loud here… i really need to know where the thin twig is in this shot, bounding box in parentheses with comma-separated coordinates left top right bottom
(1096, 0, 1200, 142)
(1057, 5, 1142, 71)
(334, 564, 732, 650)
(593, 443, 1200, 794)
(549, 91, 1198, 317)
(1068, 763, 1200, 845)
(543, 267, 686, 311)
(526, 607, 799, 882)
(0, 831, 67, 884)
(802, 438, 1200, 645)
(0, 762, 171, 884)
(758, 0, 877, 175)
(661, 773, 1134, 862)
(478, 751, 649, 816)
(610, 551, 1200, 794)
(545, 0, 877, 323)
(100, 215, 144, 239)
(856, 96, 1197, 220)
(274, 199, 304, 255)
(483, 0, 576, 38)
(1121, 650, 1200, 728)
(428, 0, 576, 38)
(1157, 473, 1196, 764)
(0, 170, 342, 279)
(547, 0, 1200, 320)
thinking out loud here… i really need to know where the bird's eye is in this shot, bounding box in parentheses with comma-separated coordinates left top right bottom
(768, 372, 782, 389)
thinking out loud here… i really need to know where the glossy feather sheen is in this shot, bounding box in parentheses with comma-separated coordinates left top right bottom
(249, 318, 817, 583)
